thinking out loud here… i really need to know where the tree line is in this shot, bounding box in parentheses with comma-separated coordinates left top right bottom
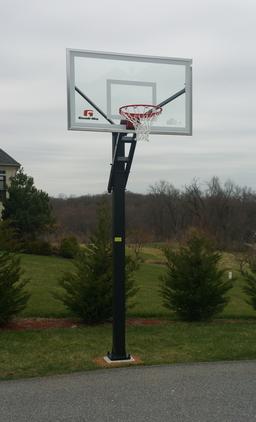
(50, 176, 256, 250)
(2, 169, 255, 251)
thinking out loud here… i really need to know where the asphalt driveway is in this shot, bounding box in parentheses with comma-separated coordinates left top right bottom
(1, 360, 256, 421)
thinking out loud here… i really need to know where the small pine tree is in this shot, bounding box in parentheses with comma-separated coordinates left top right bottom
(161, 232, 233, 321)
(56, 203, 139, 323)
(240, 253, 256, 310)
(0, 220, 19, 252)
(0, 252, 30, 326)
(59, 236, 80, 259)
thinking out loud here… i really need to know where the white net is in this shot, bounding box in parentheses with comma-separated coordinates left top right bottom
(119, 104, 162, 142)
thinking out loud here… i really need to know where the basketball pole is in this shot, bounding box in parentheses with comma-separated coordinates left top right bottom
(105, 90, 186, 361)
(107, 132, 134, 361)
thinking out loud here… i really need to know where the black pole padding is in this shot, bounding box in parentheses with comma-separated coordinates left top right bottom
(107, 133, 131, 361)
(124, 136, 136, 189)
(108, 133, 123, 193)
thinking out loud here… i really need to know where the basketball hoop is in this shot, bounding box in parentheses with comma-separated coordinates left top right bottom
(119, 104, 162, 142)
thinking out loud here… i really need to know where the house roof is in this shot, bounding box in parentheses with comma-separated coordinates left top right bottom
(0, 149, 20, 167)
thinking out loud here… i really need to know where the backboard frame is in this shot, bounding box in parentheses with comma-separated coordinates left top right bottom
(66, 49, 192, 136)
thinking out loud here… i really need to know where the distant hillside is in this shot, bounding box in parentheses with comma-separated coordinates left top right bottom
(50, 178, 256, 250)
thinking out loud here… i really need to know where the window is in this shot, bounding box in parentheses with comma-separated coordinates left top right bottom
(0, 170, 6, 201)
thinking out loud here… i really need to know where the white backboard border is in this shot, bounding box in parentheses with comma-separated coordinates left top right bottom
(66, 49, 192, 136)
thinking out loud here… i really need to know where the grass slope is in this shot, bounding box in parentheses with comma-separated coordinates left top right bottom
(1, 322, 256, 380)
(20, 254, 72, 317)
(19, 249, 256, 319)
(0, 247, 255, 380)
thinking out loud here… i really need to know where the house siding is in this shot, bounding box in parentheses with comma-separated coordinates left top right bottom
(0, 162, 20, 217)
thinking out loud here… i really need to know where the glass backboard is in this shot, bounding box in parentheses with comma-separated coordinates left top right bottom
(66, 49, 192, 136)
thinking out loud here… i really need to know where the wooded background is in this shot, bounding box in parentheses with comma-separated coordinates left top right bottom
(50, 177, 256, 250)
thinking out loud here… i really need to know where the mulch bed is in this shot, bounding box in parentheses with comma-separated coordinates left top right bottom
(0, 318, 81, 331)
(127, 318, 168, 326)
(0, 318, 167, 331)
(1, 318, 255, 332)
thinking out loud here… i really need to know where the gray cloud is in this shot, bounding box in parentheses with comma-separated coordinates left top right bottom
(1, 0, 256, 195)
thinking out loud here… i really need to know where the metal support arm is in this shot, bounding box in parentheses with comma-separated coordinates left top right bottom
(108, 134, 136, 193)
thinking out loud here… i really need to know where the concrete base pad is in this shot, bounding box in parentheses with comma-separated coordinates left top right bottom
(93, 355, 142, 367)
(104, 355, 135, 364)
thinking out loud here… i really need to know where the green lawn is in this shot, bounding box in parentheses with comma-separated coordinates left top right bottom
(1, 247, 256, 381)
(20, 254, 72, 318)
(1, 322, 256, 380)
(19, 248, 256, 320)
(129, 263, 168, 317)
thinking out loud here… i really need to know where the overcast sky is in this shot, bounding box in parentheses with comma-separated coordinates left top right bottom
(1, 0, 256, 196)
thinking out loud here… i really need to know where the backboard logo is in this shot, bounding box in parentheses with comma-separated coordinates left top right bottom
(78, 109, 99, 121)
(84, 109, 94, 117)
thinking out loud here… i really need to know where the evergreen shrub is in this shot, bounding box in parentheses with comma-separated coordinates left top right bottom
(0, 252, 30, 326)
(161, 231, 233, 321)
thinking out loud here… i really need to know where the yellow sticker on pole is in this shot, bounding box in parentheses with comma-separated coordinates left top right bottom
(114, 237, 122, 242)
